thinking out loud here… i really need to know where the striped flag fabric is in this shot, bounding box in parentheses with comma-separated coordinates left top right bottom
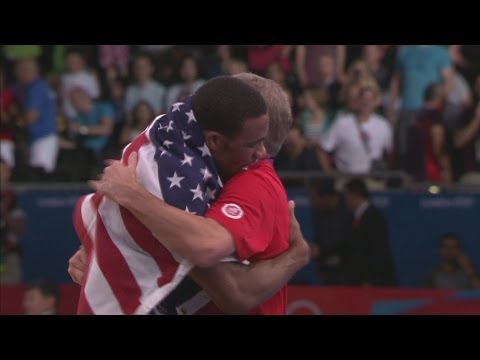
(72, 96, 222, 314)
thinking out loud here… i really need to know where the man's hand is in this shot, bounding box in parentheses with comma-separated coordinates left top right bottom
(287, 200, 311, 267)
(89, 151, 140, 206)
(68, 246, 87, 285)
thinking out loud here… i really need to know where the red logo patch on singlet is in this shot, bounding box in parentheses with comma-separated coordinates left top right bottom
(221, 203, 244, 219)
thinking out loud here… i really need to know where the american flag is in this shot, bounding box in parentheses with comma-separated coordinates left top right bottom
(73, 96, 223, 314)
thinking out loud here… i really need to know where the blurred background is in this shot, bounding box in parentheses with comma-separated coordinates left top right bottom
(1, 45, 479, 314)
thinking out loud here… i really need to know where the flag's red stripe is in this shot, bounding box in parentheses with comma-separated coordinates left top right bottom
(72, 195, 92, 251)
(90, 131, 154, 314)
(119, 207, 179, 287)
(73, 195, 97, 315)
(121, 131, 180, 285)
(94, 207, 142, 314)
(75, 125, 183, 314)
(123, 131, 149, 164)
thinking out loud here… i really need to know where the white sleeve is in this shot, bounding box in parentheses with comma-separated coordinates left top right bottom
(384, 121, 394, 153)
(320, 119, 340, 152)
(87, 74, 100, 98)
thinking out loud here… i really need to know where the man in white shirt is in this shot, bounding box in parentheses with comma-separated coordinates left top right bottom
(320, 79, 392, 174)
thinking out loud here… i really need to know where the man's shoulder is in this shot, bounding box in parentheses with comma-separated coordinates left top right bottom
(331, 113, 355, 130)
(232, 160, 275, 178)
(226, 160, 284, 194)
(370, 113, 390, 125)
(247, 160, 282, 185)
(250, 159, 276, 172)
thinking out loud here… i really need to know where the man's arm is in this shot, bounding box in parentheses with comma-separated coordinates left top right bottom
(189, 200, 310, 314)
(335, 45, 346, 83)
(67, 201, 311, 313)
(90, 152, 235, 267)
(454, 102, 480, 149)
(70, 115, 114, 137)
(387, 71, 401, 124)
(441, 66, 455, 97)
(295, 45, 307, 87)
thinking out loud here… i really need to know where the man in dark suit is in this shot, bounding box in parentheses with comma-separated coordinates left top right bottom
(340, 178, 397, 287)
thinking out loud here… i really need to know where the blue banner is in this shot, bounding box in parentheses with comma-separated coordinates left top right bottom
(17, 189, 90, 283)
(287, 189, 480, 288)
(14, 189, 480, 287)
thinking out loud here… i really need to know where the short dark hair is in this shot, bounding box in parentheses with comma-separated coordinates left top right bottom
(344, 177, 370, 199)
(439, 233, 462, 248)
(64, 46, 87, 61)
(27, 279, 60, 304)
(192, 76, 267, 138)
(133, 52, 154, 66)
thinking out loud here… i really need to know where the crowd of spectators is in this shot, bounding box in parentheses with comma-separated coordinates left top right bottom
(2, 45, 480, 289)
(1, 45, 479, 186)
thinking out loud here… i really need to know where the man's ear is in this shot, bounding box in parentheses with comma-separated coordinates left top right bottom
(203, 130, 225, 151)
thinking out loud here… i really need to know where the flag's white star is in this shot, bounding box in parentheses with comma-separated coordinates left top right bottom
(186, 110, 196, 124)
(182, 130, 191, 141)
(163, 140, 174, 149)
(197, 143, 211, 157)
(167, 171, 185, 189)
(206, 187, 216, 200)
(189, 184, 204, 201)
(181, 153, 194, 166)
(185, 206, 197, 215)
(217, 175, 223, 187)
(165, 120, 174, 133)
(159, 146, 170, 157)
(200, 167, 212, 181)
(172, 102, 183, 112)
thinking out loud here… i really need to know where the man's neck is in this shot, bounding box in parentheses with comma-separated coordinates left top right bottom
(137, 78, 151, 87)
(356, 112, 371, 122)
